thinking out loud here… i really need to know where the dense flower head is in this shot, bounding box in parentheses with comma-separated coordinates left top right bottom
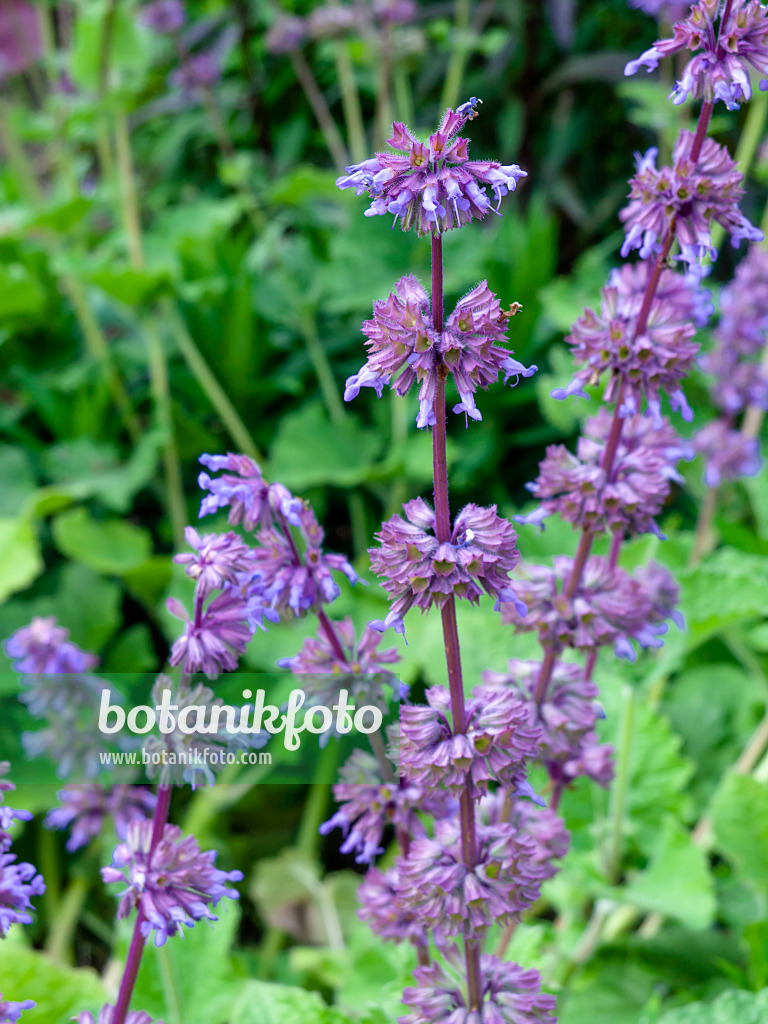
(0, 764, 32, 853)
(694, 419, 763, 484)
(625, 0, 768, 108)
(336, 99, 527, 235)
(478, 791, 570, 877)
(619, 132, 763, 269)
(174, 527, 254, 599)
(0, 852, 45, 935)
(504, 556, 682, 659)
(554, 262, 701, 423)
(102, 819, 243, 946)
(168, 588, 252, 679)
(399, 685, 541, 798)
(140, 0, 185, 33)
(264, 14, 306, 53)
(400, 953, 556, 1024)
(320, 750, 446, 864)
(74, 1007, 160, 1024)
(344, 274, 535, 427)
(483, 660, 614, 786)
(373, 0, 417, 24)
(44, 785, 156, 852)
(0, 2, 41, 81)
(358, 865, 430, 947)
(629, 0, 692, 19)
(369, 498, 525, 637)
(516, 409, 694, 537)
(5, 617, 97, 676)
(0, 994, 35, 1024)
(396, 817, 550, 936)
(307, 4, 361, 38)
(197, 453, 303, 532)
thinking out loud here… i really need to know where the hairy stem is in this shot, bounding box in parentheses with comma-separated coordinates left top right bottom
(605, 685, 635, 884)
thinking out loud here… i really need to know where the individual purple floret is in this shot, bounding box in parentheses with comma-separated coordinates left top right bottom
(694, 419, 763, 485)
(503, 556, 682, 659)
(44, 785, 157, 853)
(399, 685, 541, 798)
(553, 262, 700, 424)
(516, 409, 694, 538)
(336, 99, 527, 235)
(483, 660, 614, 787)
(619, 132, 763, 268)
(320, 750, 442, 864)
(264, 14, 306, 54)
(396, 817, 548, 935)
(0, 994, 35, 1024)
(369, 498, 526, 637)
(0, 852, 45, 935)
(168, 588, 252, 679)
(102, 819, 243, 946)
(625, 0, 768, 108)
(0, 764, 32, 853)
(628, 0, 691, 20)
(400, 953, 556, 1024)
(139, 0, 185, 33)
(197, 453, 303, 531)
(74, 1009, 161, 1024)
(4, 616, 97, 675)
(174, 527, 254, 599)
(344, 274, 535, 427)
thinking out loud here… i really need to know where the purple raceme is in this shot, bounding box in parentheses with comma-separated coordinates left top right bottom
(552, 262, 702, 422)
(5, 616, 97, 675)
(264, 14, 306, 54)
(198, 453, 303, 531)
(344, 275, 534, 427)
(399, 685, 541, 798)
(400, 954, 557, 1024)
(479, 792, 571, 875)
(0, 764, 32, 853)
(625, 0, 768, 108)
(358, 866, 431, 947)
(369, 498, 526, 636)
(0, 2, 41, 81)
(696, 419, 763, 484)
(0, 852, 45, 936)
(483, 661, 614, 787)
(628, 0, 691, 19)
(619, 132, 763, 269)
(336, 99, 527, 235)
(102, 819, 243, 946)
(139, 0, 185, 33)
(44, 785, 156, 852)
(168, 588, 252, 679)
(0, 995, 35, 1024)
(516, 409, 694, 537)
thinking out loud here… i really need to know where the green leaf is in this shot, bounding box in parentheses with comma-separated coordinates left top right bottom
(0, 945, 105, 1024)
(711, 773, 768, 896)
(0, 517, 42, 601)
(656, 987, 768, 1024)
(268, 403, 381, 489)
(70, 0, 151, 91)
(0, 262, 47, 319)
(0, 446, 37, 516)
(231, 980, 347, 1024)
(559, 954, 659, 1024)
(678, 549, 768, 642)
(88, 266, 168, 305)
(533, 344, 589, 433)
(52, 506, 152, 575)
(621, 816, 715, 930)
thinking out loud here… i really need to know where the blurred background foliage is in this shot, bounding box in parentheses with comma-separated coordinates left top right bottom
(3, 1, 768, 1023)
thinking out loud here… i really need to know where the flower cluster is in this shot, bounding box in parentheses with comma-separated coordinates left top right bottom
(5, 616, 97, 675)
(695, 418, 762, 485)
(483, 661, 614, 787)
(336, 100, 528, 235)
(399, 685, 541, 798)
(74, 1009, 159, 1024)
(628, 0, 691, 20)
(517, 409, 694, 538)
(0, 764, 31, 853)
(553, 262, 701, 423)
(264, 1, 415, 54)
(102, 819, 243, 946)
(503, 556, 682, 660)
(44, 785, 156, 852)
(0, 995, 35, 1024)
(344, 275, 534, 427)
(619, 132, 762, 269)
(369, 498, 526, 636)
(625, 0, 768, 109)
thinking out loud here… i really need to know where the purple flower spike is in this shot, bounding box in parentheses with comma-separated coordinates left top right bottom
(370, 499, 525, 632)
(174, 527, 255, 599)
(197, 453, 303, 531)
(346, 275, 534, 427)
(358, 866, 431, 947)
(74, 1009, 161, 1024)
(336, 101, 527, 235)
(400, 954, 556, 1024)
(628, 0, 691, 19)
(0, 995, 35, 1024)
(102, 820, 243, 947)
(168, 588, 252, 679)
(620, 133, 763, 269)
(695, 419, 763, 486)
(0, 852, 45, 935)
(44, 785, 156, 853)
(626, 0, 768, 109)
(0, 3, 41, 81)
(0, 764, 32, 853)
(400, 685, 541, 798)
(139, 0, 185, 33)
(4, 617, 97, 675)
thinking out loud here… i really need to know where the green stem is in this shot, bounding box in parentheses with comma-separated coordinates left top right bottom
(296, 740, 342, 857)
(38, 825, 60, 921)
(689, 486, 718, 565)
(181, 761, 275, 839)
(374, 25, 393, 149)
(166, 302, 263, 461)
(45, 875, 89, 964)
(439, 0, 472, 113)
(605, 685, 635, 885)
(333, 38, 366, 163)
(155, 943, 183, 1024)
(289, 51, 349, 171)
(392, 62, 414, 127)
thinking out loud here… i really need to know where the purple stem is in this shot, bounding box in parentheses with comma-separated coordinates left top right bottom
(111, 783, 173, 1024)
(430, 231, 483, 1010)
